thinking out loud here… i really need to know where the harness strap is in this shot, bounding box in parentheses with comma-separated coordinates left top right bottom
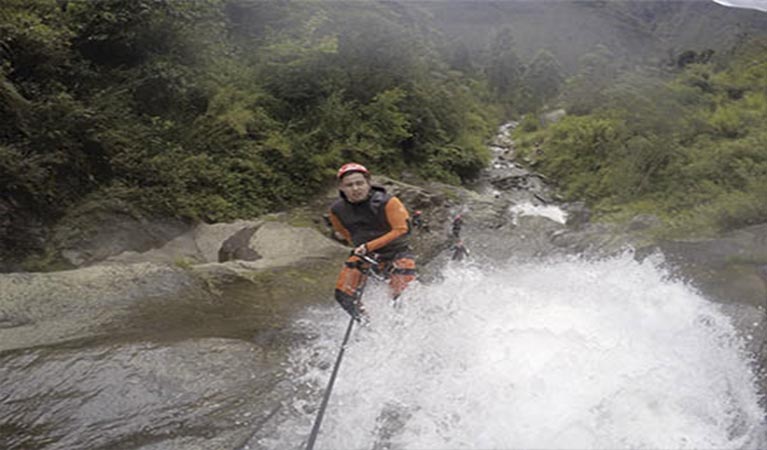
(345, 260, 373, 270)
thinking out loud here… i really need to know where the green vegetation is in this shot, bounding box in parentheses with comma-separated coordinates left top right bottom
(514, 38, 767, 236)
(0, 0, 502, 243)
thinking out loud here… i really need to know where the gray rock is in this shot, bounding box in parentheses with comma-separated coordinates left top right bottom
(541, 108, 566, 126)
(218, 226, 261, 262)
(563, 201, 591, 229)
(0, 338, 278, 450)
(50, 198, 190, 267)
(656, 223, 767, 308)
(239, 221, 348, 269)
(106, 219, 264, 265)
(0, 262, 203, 352)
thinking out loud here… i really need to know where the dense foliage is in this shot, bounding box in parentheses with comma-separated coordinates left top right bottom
(0, 0, 503, 232)
(514, 38, 767, 235)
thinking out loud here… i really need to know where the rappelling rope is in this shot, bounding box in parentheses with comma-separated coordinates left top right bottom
(305, 315, 355, 450)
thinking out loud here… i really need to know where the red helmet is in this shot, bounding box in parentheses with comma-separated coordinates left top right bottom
(337, 162, 369, 180)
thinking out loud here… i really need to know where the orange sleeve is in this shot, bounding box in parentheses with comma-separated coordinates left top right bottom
(365, 197, 409, 252)
(328, 211, 353, 244)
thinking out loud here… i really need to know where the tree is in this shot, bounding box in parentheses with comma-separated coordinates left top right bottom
(562, 44, 619, 114)
(486, 26, 524, 105)
(521, 49, 565, 111)
(334, 13, 426, 103)
(446, 39, 475, 74)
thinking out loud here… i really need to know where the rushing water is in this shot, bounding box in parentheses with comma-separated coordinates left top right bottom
(510, 202, 568, 225)
(257, 252, 766, 449)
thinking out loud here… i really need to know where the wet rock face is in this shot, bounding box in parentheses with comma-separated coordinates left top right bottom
(562, 201, 591, 229)
(0, 263, 205, 352)
(0, 242, 342, 450)
(218, 226, 261, 262)
(0, 337, 282, 450)
(655, 224, 767, 308)
(50, 199, 190, 268)
(489, 167, 540, 191)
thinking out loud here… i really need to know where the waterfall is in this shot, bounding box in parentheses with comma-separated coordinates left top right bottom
(273, 252, 765, 449)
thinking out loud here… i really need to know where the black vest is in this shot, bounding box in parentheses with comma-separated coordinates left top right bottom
(330, 186, 409, 257)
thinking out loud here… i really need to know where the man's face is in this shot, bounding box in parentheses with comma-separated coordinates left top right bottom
(339, 172, 371, 203)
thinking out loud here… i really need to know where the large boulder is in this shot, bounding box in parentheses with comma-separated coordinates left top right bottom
(213, 220, 348, 270)
(218, 227, 261, 262)
(48, 198, 190, 268)
(105, 219, 265, 266)
(0, 262, 203, 352)
(106, 219, 350, 281)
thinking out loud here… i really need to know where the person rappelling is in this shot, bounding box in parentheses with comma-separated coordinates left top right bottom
(412, 210, 423, 229)
(451, 214, 464, 238)
(327, 162, 416, 321)
(451, 240, 470, 261)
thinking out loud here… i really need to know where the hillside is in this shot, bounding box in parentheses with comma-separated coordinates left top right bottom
(416, 0, 767, 72)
